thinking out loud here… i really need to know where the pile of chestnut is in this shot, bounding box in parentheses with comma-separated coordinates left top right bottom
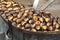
(0, 1, 60, 32)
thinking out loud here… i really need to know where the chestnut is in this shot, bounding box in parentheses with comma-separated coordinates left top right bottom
(8, 8, 13, 11)
(17, 24, 21, 28)
(29, 19, 34, 24)
(13, 4, 19, 7)
(21, 8, 25, 11)
(55, 29, 59, 31)
(12, 22, 17, 26)
(13, 18, 17, 22)
(46, 22, 51, 26)
(31, 29, 36, 32)
(25, 24, 31, 28)
(29, 11, 33, 15)
(31, 24, 36, 28)
(48, 26, 53, 31)
(6, 4, 11, 7)
(39, 17, 43, 22)
(24, 18, 29, 22)
(13, 13, 17, 17)
(6, 13, 11, 16)
(45, 17, 50, 22)
(35, 21, 40, 25)
(1, 13, 6, 17)
(40, 23, 43, 27)
(16, 19, 21, 23)
(17, 13, 22, 18)
(15, 10, 20, 12)
(42, 25, 47, 31)
(25, 9, 29, 13)
(55, 23, 59, 29)
(44, 10, 51, 16)
(20, 5, 24, 9)
(53, 21, 56, 25)
(8, 15, 13, 21)
(25, 29, 30, 31)
(0, 11, 3, 15)
(21, 21, 26, 26)
(35, 26, 40, 30)
(23, 13, 28, 17)
(4, 10, 9, 13)
(13, 7, 19, 10)
(1, 7, 6, 11)
(33, 15, 38, 21)
(21, 27, 25, 29)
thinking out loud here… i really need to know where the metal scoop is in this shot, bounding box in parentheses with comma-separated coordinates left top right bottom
(33, 0, 54, 11)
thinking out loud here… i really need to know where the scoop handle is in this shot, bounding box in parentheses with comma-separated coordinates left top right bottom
(33, 0, 54, 10)
(33, 0, 39, 9)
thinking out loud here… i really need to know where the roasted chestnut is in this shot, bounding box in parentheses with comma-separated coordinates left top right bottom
(13, 18, 17, 22)
(55, 23, 59, 29)
(45, 17, 50, 22)
(39, 17, 43, 22)
(31, 29, 36, 32)
(42, 25, 47, 31)
(48, 26, 53, 31)
(16, 19, 21, 23)
(35, 25, 40, 30)
(29, 19, 34, 24)
(33, 15, 38, 21)
(8, 15, 13, 21)
(25, 24, 31, 28)
(17, 24, 21, 28)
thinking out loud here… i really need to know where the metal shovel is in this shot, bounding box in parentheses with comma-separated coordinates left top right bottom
(33, 0, 55, 11)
